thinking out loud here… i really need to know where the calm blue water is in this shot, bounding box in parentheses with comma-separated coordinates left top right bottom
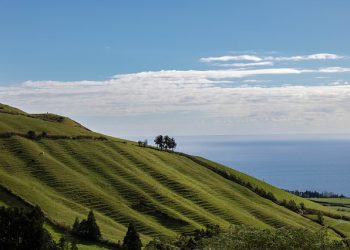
(129, 135, 350, 196)
(173, 135, 350, 197)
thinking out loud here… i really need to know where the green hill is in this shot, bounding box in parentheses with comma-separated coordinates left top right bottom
(0, 103, 348, 244)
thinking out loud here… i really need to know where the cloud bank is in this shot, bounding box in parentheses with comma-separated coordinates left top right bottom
(1, 52, 350, 135)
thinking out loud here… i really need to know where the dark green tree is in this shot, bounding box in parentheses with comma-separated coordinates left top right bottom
(154, 135, 164, 149)
(169, 137, 177, 151)
(71, 210, 101, 241)
(163, 135, 171, 150)
(123, 223, 142, 250)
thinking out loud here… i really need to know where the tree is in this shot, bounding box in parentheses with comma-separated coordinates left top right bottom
(137, 140, 143, 147)
(169, 137, 177, 151)
(123, 223, 142, 250)
(72, 210, 101, 241)
(154, 135, 164, 149)
(163, 135, 171, 150)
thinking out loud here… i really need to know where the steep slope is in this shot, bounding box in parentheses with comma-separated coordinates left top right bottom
(0, 104, 345, 242)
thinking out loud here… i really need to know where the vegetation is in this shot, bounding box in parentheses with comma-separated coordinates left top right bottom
(72, 210, 101, 241)
(287, 190, 346, 198)
(0, 103, 349, 245)
(310, 198, 350, 214)
(145, 224, 348, 250)
(123, 223, 142, 250)
(0, 206, 56, 249)
(154, 135, 177, 151)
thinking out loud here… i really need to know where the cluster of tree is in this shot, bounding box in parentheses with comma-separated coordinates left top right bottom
(286, 190, 346, 198)
(0, 205, 143, 250)
(145, 224, 348, 250)
(0, 206, 59, 249)
(72, 211, 142, 250)
(137, 139, 148, 147)
(154, 135, 177, 151)
(72, 210, 101, 241)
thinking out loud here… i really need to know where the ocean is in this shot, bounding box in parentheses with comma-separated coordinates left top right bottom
(130, 135, 350, 197)
(175, 135, 350, 197)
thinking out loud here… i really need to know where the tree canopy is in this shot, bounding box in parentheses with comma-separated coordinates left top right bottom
(154, 135, 177, 151)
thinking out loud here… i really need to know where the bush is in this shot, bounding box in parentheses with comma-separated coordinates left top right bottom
(26, 130, 37, 139)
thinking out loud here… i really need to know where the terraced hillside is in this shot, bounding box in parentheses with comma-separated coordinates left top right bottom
(0, 103, 347, 243)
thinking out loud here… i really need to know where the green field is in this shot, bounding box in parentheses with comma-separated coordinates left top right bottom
(310, 198, 350, 214)
(0, 103, 348, 246)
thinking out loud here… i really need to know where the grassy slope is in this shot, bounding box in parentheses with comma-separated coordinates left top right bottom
(310, 198, 350, 214)
(0, 104, 346, 243)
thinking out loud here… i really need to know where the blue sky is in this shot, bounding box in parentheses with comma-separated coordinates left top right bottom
(1, 1, 350, 136)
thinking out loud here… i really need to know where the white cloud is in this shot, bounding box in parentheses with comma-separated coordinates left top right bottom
(2, 60, 350, 135)
(200, 53, 345, 64)
(319, 67, 350, 73)
(1, 68, 350, 121)
(243, 79, 272, 83)
(200, 55, 262, 63)
(112, 68, 304, 82)
(265, 53, 344, 61)
(213, 61, 274, 67)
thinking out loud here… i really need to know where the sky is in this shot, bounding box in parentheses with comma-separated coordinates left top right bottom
(1, 1, 350, 137)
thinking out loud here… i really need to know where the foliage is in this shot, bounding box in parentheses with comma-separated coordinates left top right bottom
(0, 206, 57, 250)
(123, 223, 142, 250)
(146, 225, 347, 250)
(27, 130, 37, 139)
(154, 135, 177, 151)
(72, 210, 101, 241)
(137, 139, 148, 147)
(154, 135, 164, 149)
(287, 190, 346, 198)
(200, 225, 346, 250)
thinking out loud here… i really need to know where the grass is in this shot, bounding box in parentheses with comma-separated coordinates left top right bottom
(0, 103, 348, 245)
(310, 198, 350, 215)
